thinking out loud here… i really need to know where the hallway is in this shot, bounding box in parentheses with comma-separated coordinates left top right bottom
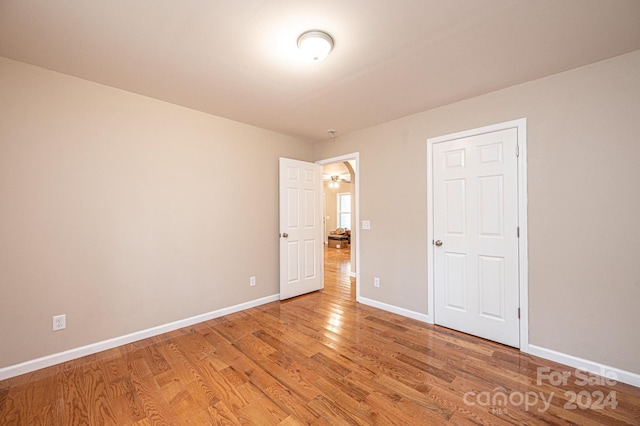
(322, 245, 355, 302)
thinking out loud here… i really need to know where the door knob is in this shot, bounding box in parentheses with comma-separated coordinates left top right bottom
(435, 240, 443, 247)
(282, 233, 289, 238)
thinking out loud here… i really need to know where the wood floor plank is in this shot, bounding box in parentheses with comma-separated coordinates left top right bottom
(244, 351, 320, 403)
(373, 373, 453, 420)
(0, 386, 7, 421)
(364, 392, 450, 426)
(235, 381, 289, 424)
(2, 247, 639, 425)
(80, 360, 119, 424)
(311, 377, 386, 425)
(180, 356, 249, 415)
(306, 393, 365, 426)
(123, 355, 176, 425)
(206, 400, 242, 426)
(229, 353, 320, 424)
(111, 390, 146, 425)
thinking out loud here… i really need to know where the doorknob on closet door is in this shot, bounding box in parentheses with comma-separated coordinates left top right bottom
(282, 233, 288, 238)
(434, 240, 443, 247)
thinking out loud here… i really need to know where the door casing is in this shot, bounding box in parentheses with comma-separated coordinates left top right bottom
(316, 153, 360, 300)
(427, 119, 529, 352)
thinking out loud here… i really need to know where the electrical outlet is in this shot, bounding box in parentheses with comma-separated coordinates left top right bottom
(362, 220, 371, 230)
(374, 277, 380, 288)
(250, 276, 256, 287)
(53, 314, 66, 331)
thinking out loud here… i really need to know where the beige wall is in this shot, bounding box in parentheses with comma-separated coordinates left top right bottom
(0, 57, 313, 367)
(315, 50, 640, 374)
(2, 50, 639, 376)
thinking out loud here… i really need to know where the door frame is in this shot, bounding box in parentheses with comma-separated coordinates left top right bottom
(316, 152, 360, 300)
(427, 119, 529, 352)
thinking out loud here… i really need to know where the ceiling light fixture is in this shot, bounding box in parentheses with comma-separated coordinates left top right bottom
(297, 30, 334, 62)
(329, 175, 340, 189)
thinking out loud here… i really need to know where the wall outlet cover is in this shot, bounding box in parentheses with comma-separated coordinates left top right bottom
(53, 314, 66, 331)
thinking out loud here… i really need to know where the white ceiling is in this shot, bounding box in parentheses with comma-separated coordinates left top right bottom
(1, 1, 639, 141)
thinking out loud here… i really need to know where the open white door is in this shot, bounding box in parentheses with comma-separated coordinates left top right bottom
(279, 158, 324, 300)
(432, 128, 520, 347)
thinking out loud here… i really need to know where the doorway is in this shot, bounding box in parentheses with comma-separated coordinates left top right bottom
(427, 119, 529, 351)
(317, 153, 360, 300)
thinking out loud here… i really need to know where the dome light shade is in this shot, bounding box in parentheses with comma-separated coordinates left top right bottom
(329, 175, 340, 189)
(297, 31, 334, 62)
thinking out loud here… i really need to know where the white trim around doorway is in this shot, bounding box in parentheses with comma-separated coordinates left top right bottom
(317, 153, 361, 301)
(426, 119, 529, 352)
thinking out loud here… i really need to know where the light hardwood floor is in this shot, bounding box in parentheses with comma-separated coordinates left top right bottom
(1, 247, 639, 425)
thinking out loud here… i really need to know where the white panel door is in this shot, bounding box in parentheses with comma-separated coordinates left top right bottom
(433, 129, 519, 347)
(279, 158, 324, 300)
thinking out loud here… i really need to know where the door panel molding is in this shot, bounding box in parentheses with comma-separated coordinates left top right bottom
(279, 158, 324, 300)
(427, 118, 529, 352)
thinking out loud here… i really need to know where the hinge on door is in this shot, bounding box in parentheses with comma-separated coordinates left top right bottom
(518, 308, 521, 319)
(516, 143, 520, 157)
(517, 227, 520, 238)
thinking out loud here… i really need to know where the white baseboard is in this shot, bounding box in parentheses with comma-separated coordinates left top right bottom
(357, 296, 432, 324)
(0, 294, 279, 381)
(355, 297, 640, 388)
(5, 294, 639, 391)
(528, 344, 640, 388)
